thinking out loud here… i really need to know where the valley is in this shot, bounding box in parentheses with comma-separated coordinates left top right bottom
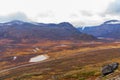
(0, 20, 120, 80)
(1, 39, 120, 80)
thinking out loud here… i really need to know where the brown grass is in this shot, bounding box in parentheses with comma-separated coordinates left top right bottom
(1, 40, 120, 80)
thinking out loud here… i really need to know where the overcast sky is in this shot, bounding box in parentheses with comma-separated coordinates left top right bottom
(0, 0, 120, 26)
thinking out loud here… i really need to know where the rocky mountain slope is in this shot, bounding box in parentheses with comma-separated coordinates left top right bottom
(78, 20, 120, 39)
(0, 20, 96, 41)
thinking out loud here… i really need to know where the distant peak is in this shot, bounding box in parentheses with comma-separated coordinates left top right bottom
(9, 20, 25, 23)
(2, 20, 34, 26)
(0, 20, 74, 27)
(59, 22, 73, 27)
(103, 20, 120, 25)
(5, 20, 25, 25)
(59, 22, 71, 24)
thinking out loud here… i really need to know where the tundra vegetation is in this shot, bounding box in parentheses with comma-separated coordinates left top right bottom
(1, 40, 120, 80)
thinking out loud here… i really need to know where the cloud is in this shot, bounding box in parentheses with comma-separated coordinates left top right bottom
(0, 12, 31, 22)
(0, 0, 118, 26)
(37, 11, 54, 18)
(80, 10, 93, 17)
(106, 0, 120, 15)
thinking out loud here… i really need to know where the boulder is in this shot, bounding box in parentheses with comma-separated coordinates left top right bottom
(101, 62, 119, 76)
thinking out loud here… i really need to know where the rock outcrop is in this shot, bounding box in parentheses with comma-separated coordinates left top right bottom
(101, 62, 119, 76)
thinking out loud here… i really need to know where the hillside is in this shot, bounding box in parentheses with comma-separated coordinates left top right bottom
(78, 20, 120, 39)
(0, 20, 96, 42)
(1, 42, 120, 80)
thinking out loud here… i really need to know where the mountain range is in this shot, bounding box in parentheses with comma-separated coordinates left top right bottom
(78, 20, 120, 39)
(0, 20, 96, 42)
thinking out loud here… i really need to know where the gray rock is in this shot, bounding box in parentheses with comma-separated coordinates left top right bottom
(101, 62, 119, 76)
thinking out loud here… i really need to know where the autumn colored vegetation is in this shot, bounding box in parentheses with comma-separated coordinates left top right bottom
(1, 39, 120, 80)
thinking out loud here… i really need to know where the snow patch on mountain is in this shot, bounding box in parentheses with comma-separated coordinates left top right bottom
(104, 20, 120, 25)
(29, 55, 49, 62)
(106, 21, 120, 24)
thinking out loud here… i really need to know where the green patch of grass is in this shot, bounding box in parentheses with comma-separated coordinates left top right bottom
(63, 71, 96, 79)
(14, 72, 43, 80)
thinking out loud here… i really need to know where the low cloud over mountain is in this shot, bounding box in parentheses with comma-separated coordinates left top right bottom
(0, 12, 31, 23)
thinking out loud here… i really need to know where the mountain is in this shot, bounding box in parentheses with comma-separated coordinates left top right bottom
(78, 20, 120, 39)
(0, 20, 96, 42)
